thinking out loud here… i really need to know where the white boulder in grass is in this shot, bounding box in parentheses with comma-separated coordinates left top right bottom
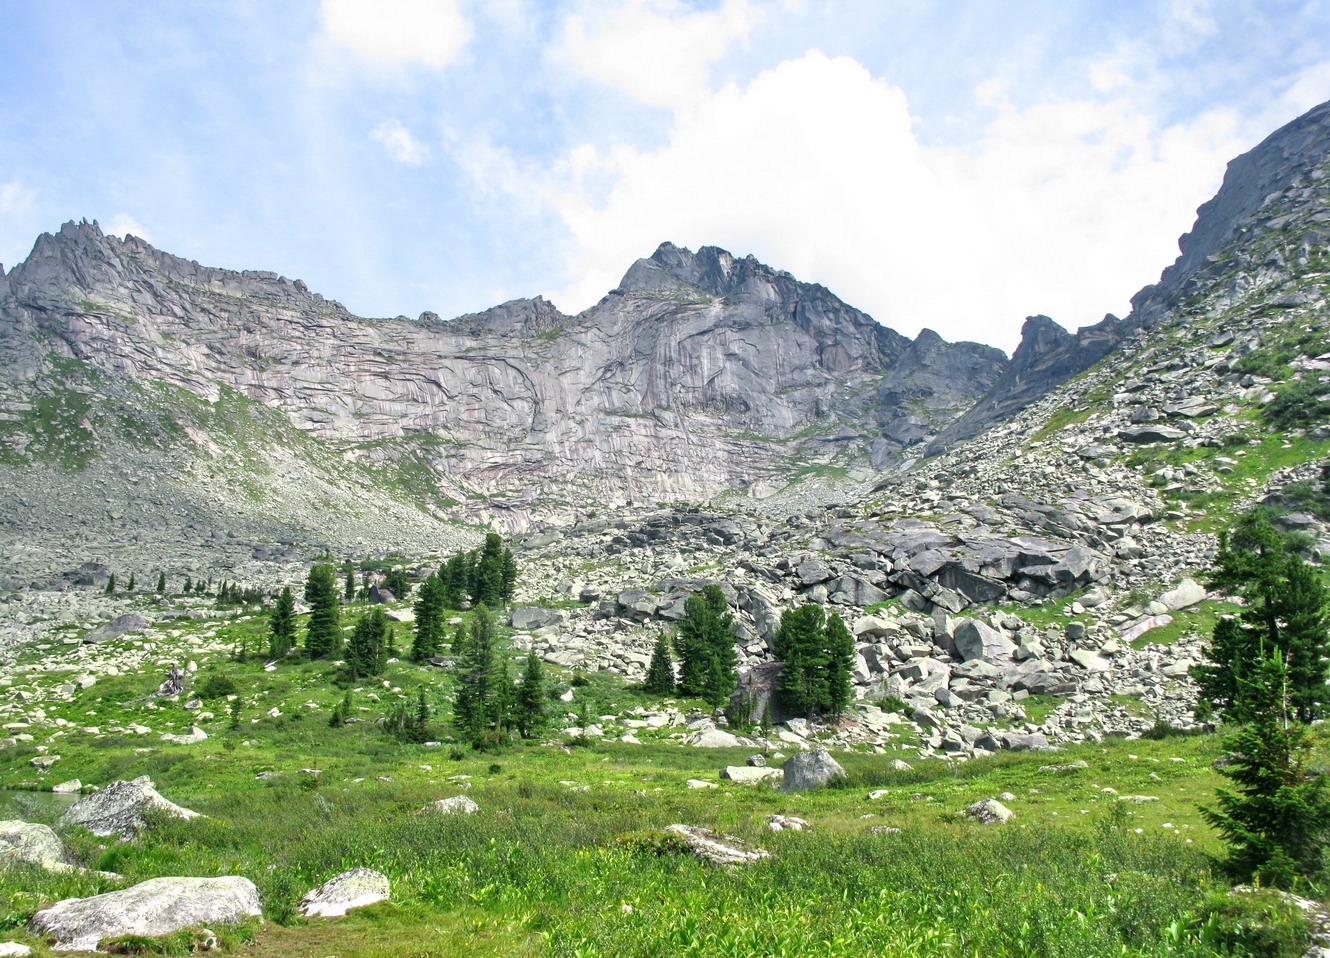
(59, 777, 200, 838)
(299, 868, 390, 918)
(419, 795, 479, 815)
(28, 876, 260, 952)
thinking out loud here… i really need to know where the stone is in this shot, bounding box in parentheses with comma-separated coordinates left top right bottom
(51, 780, 81, 794)
(687, 729, 743, 748)
(966, 799, 1014, 824)
(509, 607, 564, 631)
(0, 944, 31, 956)
(0, 821, 73, 869)
(59, 777, 200, 838)
(160, 725, 207, 745)
(765, 814, 810, 832)
(1160, 578, 1206, 611)
(719, 766, 778, 784)
(299, 868, 390, 918)
(81, 613, 150, 645)
(780, 748, 846, 792)
(28, 876, 261, 952)
(952, 619, 1017, 663)
(745, 753, 767, 767)
(420, 796, 479, 815)
(1119, 425, 1187, 443)
(664, 825, 770, 865)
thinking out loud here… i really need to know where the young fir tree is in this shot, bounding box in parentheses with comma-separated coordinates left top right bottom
(269, 585, 297, 658)
(127, 573, 135, 592)
(303, 564, 342, 659)
(184, 575, 192, 594)
(500, 547, 518, 605)
(1202, 649, 1330, 887)
(329, 691, 352, 727)
(491, 659, 517, 733)
(411, 574, 446, 662)
(674, 585, 735, 703)
(344, 566, 357, 602)
(228, 698, 242, 731)
(514, 650, 547, 738)
(453, 605, 497, 739)
(347, 608, 388, 678)
(450, 622, 468, 655)
(105, 573, 115, 595)
(441, 553, 468, 609)
(643, 635, 676, 694)
(156, 571, 166, 594)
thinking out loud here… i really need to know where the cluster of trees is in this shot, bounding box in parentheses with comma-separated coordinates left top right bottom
(1194, 509, 1330, 889)
(452, 605, 548, 742)
(410, 534, 518, 661)
(643, 586, 855, 720)
(643, 585, 737, 708)
(106, 572, 251, 597)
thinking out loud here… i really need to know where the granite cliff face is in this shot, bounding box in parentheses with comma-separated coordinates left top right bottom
(0, 233, 1010, 527)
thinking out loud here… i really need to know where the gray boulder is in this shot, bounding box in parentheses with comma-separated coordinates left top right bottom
(966, 798, 1014, 824)
(509, 606, 564, 631)
(419, 795, 479, 815)
(719, 766, 779, 784)
(28, 876, 260, 952)
(1160, 577, 1206, 611)
(0, 821, 73, 869)
(81, 613, 149, 645)
(952, 619, 1017, 663)
(780, 748, 846, 792)
(60, 777, 200, 838)
(299, 867, 390, 918)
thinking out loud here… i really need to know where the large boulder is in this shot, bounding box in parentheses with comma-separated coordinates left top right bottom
(28, 876, 261, 952)
(509, 607, 564, 631)
(780, 749, 846, 792)
(60, 777, 200, 838)
(952, 619, 1017, 663)
(1160, 578, 1207, 611)
(966, 799, 1014, 824)
(81, 613, 149, 645)
(419, 796, 479, 815)
(299, 868, 390, 918)
(0, 821, 73, 869)
(663, 825, 770, 866)
(719, 766, 779, 784)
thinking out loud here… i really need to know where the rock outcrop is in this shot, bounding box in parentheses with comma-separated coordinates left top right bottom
(60, 777, 200, 838)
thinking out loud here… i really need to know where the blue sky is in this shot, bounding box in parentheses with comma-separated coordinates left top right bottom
(1, 0, 1327, 351)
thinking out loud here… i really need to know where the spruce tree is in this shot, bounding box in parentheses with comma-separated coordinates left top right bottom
(184, 575, 192, 594)
(824, 611, 856, 719)
(347, 608, 388, 678)
(105, 573, 115, 595)
(515, 650, 547, 738)
(411, 574, 445, 662)
(156, 571, 166, 594)
(269, 585, 297, 658)
(303, 564, 342, 659)
(773, 603, 828, 716)
(127, 573, 135, 592)
(1202, 649, 1330, 887)
(500, 547, 518, 605)
(674, 585, 734, 700)
(453, 604, 496, 739)
(474, 533, 505, 607)
(643, 635, 676, 694)
(344, 566, 357, 602)
(441, 554, 467, 609)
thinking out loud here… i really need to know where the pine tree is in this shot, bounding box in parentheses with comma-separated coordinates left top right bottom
(674, 585, 734, 700)
(347, 608, 388, 678)
(383, 567, 410, 599)
(441, 554, 467, 609)
(156, 571, 166, 594)
(824, 611, 855, 719)
(773, 603, 828, 716)
(105, 573, 115, 595)
(411, 574, 445, 662)
(1202, 649, 1330, 887)
(269, 585, 297, 659)
(184, 575, 192, 594)
(228, 698, 242, 731)
(329, 691, 351, 727)
(643, 635, 676, 694)
(500, 547, 518, 605)
(453, 604, 496, 739)
(474, 533, 505, 607)
(450, 622, 467, 655)
(344, 566, 357, 602)
(515, 650, 547, 738)
(127, 573, 136, 592)
(303, 564, 342, 659)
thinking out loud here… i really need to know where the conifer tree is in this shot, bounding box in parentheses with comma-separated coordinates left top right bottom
(184, 575, 192, 594)
(329, 691, 351, 727)
(156, 571, 166, 594)
(347, 608, 388, 678)
(441, 554, 467, 609)
(303, 564, 342, 659)
(453, 604, 496, 738)
(269, 585, 297, 658)
(127, 573, 135, 592)
(411, 574, 446, 662)
(500, 547, 518, 605)
(773, 603, 827, 716)
(825, 611, 855, 719)
(1202, 649, 1330, 887)
(229, 698, 242, 730)
(643, 635, 676, 694)
(450, 622, 467, 655)
(474, 533, 505, 607)
(345, 566, 357, 602)
(674, 585, 734, 702)
(383, 567, 410, 599)
(105, 573, 115, 595)
(514, 650, 547, 738)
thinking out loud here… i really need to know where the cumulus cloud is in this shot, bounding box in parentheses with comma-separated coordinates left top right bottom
(106, 213, 152, 242)
(372, 119, 429, 164)
(560, 0, 761, 110)
(509, 51, 1245, 351)
(320, 0, 470, 68)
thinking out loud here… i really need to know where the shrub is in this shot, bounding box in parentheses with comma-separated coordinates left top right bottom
(195, 673, 237, 700)
(1192, 890, 1311, 958)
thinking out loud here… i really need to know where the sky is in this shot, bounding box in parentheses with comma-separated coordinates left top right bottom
(1, 1, 1328, 353)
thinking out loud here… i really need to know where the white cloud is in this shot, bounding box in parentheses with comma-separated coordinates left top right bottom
(492, 51, 1245, 352)
(560, 0, 761, 110)
(106, 213, 152, 242)
(0, 181, 34, 217)
(320, 0, 470, 68)
(372, 118, 429, 164)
